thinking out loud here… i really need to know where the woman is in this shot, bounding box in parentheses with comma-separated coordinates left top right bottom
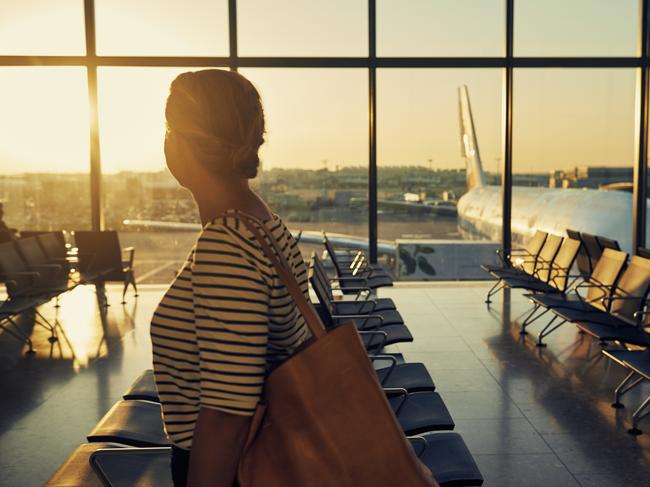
(150, 69, 311, 487)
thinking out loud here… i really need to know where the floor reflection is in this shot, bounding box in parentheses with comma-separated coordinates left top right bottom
(2, 282, 650, 486)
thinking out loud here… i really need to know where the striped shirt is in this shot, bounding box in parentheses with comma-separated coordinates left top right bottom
(150, 212, 311, 449)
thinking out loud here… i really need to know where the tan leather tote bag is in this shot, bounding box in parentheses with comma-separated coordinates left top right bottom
(235, 213, 438, 487)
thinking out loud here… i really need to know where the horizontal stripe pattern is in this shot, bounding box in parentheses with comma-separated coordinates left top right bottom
(150, 213, 310, 449)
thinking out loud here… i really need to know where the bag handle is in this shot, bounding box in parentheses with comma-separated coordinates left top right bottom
(231, 211, 326, 340)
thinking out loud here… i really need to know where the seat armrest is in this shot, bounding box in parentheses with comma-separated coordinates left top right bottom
(369, 354, 397, 384)
(333, 313, 383, 330)
(382, 387, 410, 415)
(358, 329, 387, 351)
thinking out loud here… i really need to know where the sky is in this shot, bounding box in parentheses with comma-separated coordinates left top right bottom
(0, 0, 642, 176)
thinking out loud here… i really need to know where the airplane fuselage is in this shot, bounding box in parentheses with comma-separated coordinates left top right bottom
(457, 185, 646, 252)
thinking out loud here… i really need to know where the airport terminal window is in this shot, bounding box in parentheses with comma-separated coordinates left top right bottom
(0, 0, 85, 55)
(377, 69, 502, 279)
(238, 0, 367, 57)
(240, 68, 368, 253)
(2, 0, 649, 276)
(0, 67, 91, 232)
(512, 69, 636, 250)
(98, 67, 203, 283)
(376, 0, 504, 57)
(95, 0, 229, 56)
(514, 0, 639, 57)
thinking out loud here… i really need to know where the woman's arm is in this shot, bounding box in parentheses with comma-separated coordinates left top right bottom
(187, 407, 252, 487)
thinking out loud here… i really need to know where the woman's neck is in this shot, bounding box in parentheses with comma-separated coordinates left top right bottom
(192, 177, 269, 225)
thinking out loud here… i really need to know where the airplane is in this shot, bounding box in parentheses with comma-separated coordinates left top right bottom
(457, 84, 645, 253)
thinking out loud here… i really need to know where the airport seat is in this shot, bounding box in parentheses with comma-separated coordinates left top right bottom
(87, 400, 168, 447)
(566, 229, 593, 279)
(312, 255, 398, 312)
(387, 390, 455, 434)
(522, 248, 628, 340)
(123, 369, 158, 401)
(90, 447, 173, 487)
(44, 442, 117, 487)
(575, 321, 650, 347)
(322, 233, 393, 293)
(374, 359, 435, 392)
(0, 295, 52, 353)
(311, 253, 400, 322)
(553, 255, 650, 345)
(484, 234, 564, 304)
(36, 232, 71, 266)
(0, 240, 74, 350)
(309, 259, 414, 352)
(16, 237, 71, 292)
(497, 237, 580, 296)
(597, 235, 621, 252)
(581, 232, 603, 274)
(128, 360, 434, 410)
(0, 240, 64, 298)
(102, 391, 453, 446)
(20, 230, 66, 248)
(603, 349, 650, 434)
(311, 251, 397, 312)
(87, 434, 483, 487)
(481, 229, 547, 274)
(74, 230, 137, 304)
(412, 432, 484, 486)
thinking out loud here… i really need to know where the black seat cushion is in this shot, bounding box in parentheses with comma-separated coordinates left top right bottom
(412, 432, 484, 486)
(361, 324, 413, 351)
(575, 322, 650, 346)
(45, 443, 117, 487)
(333, 298, 397, 315)
(604, 350, 650, 379)
(90, 448, 173, 487)
(388, 392, 455, 435)
(123, 370, 158, 402)
(376, 363, 435, 392)
(87, 400, 169, 447)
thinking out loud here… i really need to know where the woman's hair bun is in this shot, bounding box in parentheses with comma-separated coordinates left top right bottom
(165, 69, 265, 180)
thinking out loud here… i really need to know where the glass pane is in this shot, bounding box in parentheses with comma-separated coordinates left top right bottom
(0, 0, 85, 55)
(240, 68, 368, 256)
(95, 0, 228, 56)
(98, 67, 205, 284)
(515, 0, 639, 57)
(0, 67, 91, 232)
(377, 0, 504, 57)
(513, 69, 636, 252)
(378, 69, 502, 280)
(238, 0, 367, 56)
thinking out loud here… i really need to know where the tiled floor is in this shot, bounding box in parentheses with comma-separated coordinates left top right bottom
(1, 282, 650, 486)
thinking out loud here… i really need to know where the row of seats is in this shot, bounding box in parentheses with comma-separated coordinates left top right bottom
(46, 238, 484, 487)
(482, 229, 650, 434)
(0, 231, 137, 352)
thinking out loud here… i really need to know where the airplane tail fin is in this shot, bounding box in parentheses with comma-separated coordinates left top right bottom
(458, 85, 486, 189)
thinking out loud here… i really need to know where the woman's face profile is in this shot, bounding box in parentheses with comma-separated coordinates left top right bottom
(164, 131, 192, 188)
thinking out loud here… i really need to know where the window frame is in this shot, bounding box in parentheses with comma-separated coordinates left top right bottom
(0, 0, 648, 260)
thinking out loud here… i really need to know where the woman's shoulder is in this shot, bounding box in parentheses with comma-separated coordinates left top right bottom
(202, 211, 286, 237)
(196, 211, 288, 256)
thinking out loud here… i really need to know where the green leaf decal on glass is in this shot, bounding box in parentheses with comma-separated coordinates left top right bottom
(415, 245, 435, 254)
(399, 248, 417, 275)
(417, 255, 436, 276)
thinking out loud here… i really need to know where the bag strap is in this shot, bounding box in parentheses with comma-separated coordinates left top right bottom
(230, 211, 326, 339)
